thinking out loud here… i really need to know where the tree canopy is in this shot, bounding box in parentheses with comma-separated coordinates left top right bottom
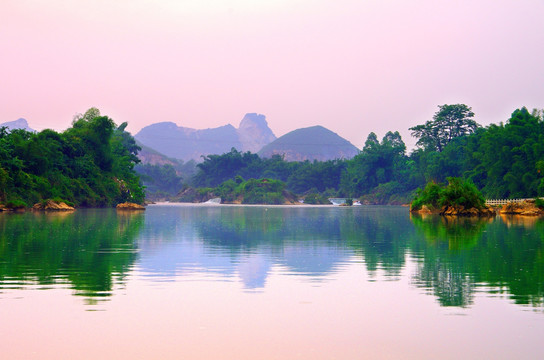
(184, 104, 543, 203)
(4, 103, 542, 206)
(0, 108, 144, 207)
(410, 104, 479, 152)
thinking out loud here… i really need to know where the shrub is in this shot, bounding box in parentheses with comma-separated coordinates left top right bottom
(439, 177, 486, 209)
(239, 178, 286, 204)
(6, 200, 27, 209)
(410, 177, 486, 211)
(410, 181, 442, 211)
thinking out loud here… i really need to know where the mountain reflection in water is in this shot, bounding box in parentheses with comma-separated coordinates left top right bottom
(0, 204, 543, 309)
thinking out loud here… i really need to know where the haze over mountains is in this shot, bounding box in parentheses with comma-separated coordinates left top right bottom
(135, 113, 277, 162)
(259, 126, 359, 161)
(135, 113, 360, 162)
(0, 118, 34, 132)
(2, 114, 361, 163)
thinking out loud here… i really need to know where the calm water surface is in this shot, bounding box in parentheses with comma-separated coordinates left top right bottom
(0, 204, 543, 359)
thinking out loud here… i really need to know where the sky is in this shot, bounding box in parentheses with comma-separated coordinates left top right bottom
(2, 0, 544, 149)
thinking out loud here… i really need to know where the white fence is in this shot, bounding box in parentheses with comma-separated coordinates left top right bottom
(485, 198, 540, 206)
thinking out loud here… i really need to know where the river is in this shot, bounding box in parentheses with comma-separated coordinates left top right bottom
(0, 204, 543, 359)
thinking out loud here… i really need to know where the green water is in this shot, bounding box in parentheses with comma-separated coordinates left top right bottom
(0, 205, 543, 359)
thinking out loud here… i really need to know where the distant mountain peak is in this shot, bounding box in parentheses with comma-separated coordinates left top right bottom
(1, 118, 34, 132)
(258, 125, 359, 161)
(135, 114, 277, 161)
(237, 113, 276, 153)
(239, 113, 267, 128)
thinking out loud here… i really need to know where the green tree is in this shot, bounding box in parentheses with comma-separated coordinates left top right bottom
(340, 131, 409, 197)
(0, 108, 144, 207)
(410, 104, 479, 152)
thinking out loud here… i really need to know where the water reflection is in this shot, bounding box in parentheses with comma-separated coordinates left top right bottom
(0, 205, 543, 310)
(0, 209, 143, 302)
(137, 206, 357, 289)
(411, 214, 492, 250)
(410, 213, 544, 307)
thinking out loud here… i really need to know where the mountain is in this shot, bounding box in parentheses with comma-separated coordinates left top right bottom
(1, 118, 34, 132)
(237, 113, 276, 153)
(134, 113, 276, 162)
(258, 125, 359, 161)
(136, 141, 183, 166)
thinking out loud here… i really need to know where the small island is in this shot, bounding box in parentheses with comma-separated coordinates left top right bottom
(410, 177, 496, 216)
(32, 199, 75, 211)
(116, 202, 146, 210)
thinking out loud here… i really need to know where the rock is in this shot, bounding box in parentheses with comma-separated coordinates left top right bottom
(499, 201, 543, 216)
(438, 204, 496, 217)
(33, 200, 75, 211)
(411, 203, 495, 216)
(480, 206, 497, 216)
(116, 202, 145, 210)
(411, 205, 436, 214)
(237, 113, 277, 153)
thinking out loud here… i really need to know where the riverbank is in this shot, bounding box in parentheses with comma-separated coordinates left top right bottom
(499, 200, 544, 216)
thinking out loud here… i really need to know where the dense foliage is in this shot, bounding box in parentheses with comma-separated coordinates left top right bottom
(209, 177, 290, 204)
(185, 105, 543, 204)
(414, 107, 544, 198)
(410, 177, 486, 211)
(5, 104, 542, 206)
(135, 163, 184, 198)
(0, 108, 144, 207)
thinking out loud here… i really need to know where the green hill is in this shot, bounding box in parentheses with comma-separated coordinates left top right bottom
(258, 126, 359, 161)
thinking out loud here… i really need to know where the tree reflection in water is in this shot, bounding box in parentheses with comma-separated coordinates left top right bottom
(410, 213, 544, 307)
(0, 209, 143, 303)
(1, 205, 543, 309)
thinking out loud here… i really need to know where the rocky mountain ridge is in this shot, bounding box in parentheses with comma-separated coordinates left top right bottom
(0, 118, 34, 132)
(134, 113, 276, 162)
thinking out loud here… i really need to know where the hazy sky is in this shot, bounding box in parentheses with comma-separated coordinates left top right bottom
(2, 0, 543, 149)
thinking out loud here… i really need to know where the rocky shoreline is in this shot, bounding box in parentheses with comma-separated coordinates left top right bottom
(116, 202, 146, 210)
(0, 200, 145, 212)
(32, 200, 75, 211)
(498, 200, 544, 216)
(411, 204, 496, 216)
(411, 199, 543, 217)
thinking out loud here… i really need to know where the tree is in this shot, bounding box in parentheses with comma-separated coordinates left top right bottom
(340, 131, 409, 197)
(410, 104, 479, 152)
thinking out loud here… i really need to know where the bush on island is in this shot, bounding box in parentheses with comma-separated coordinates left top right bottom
(410, 177, 492, 216)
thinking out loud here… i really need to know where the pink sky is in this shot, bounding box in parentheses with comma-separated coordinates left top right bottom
(2, 0, 544, 149)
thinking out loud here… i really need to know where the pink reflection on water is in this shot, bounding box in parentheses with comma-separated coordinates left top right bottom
(1, 261, 543, 359)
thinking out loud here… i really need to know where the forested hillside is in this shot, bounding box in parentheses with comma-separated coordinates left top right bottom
(412, 106, 544, 198)
(3, 105, 542, 206)
(179, 105, 544, 204)
(0, 108, 144, 208)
